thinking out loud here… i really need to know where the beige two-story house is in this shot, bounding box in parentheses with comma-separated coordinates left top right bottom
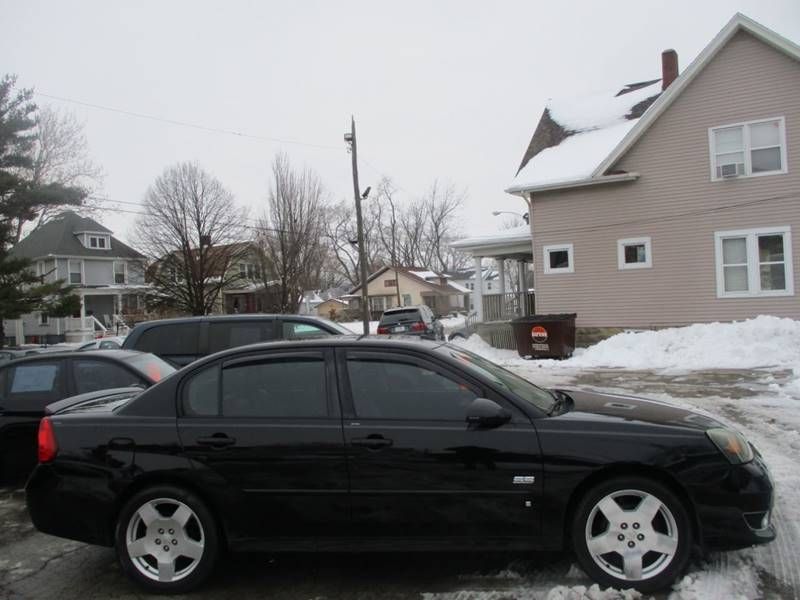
(507, 13, 799, 334)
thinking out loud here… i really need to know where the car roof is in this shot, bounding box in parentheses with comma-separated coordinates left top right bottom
(188, 335, 446, 364)
(2, 349, 146, 366)
(383, 306, 424, 313)
(130, 314, 331, 329)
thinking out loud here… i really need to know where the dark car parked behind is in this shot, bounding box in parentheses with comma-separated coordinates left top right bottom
(0, 350, 174, 480)
(377, 305, 443, 340)
(122, 314, 351, 367)
(27, 337, 774, 594)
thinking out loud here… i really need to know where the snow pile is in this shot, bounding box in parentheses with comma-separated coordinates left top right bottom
(566, 316, 800, 371)
(668, 554, 760, 599)
(453, 316, 800, 374)
(438, 314, 467, 335)
(545, 585, 641, 600)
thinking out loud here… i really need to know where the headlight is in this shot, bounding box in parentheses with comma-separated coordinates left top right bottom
(707, 428, 754, 464)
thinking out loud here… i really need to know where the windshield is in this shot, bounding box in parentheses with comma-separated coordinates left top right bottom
(438, 345, 555, 413)
(315, 318, 353, 335)
(125, 353, 176, 383)
(379, 310, 421, 325)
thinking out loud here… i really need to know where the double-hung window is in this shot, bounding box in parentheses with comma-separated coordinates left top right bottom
(114, 261, 126, 284)
(714, 227, 793, 298)
(543, 244, 574, 274)
(69, 260, 83, 285)
(709, 117, 787, 180)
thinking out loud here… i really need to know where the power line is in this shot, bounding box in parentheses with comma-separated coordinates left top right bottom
(36, 92, 341, 151)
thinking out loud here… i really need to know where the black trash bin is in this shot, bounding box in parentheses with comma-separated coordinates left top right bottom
(511, 313, 577, 359)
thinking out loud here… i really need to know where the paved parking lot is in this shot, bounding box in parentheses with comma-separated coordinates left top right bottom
(1, 366, 797, 600)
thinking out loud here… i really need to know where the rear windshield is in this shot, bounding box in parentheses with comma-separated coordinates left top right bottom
(125, 354, 176, 383)
(379, 310, 422, 325)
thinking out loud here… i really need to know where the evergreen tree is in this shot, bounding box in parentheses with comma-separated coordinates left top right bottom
(0, 75, 84, 346)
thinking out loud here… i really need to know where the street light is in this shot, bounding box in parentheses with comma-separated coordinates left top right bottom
(492, 210, 529, 224)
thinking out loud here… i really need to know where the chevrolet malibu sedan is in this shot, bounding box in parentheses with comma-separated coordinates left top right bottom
(26, 337, 774, 593)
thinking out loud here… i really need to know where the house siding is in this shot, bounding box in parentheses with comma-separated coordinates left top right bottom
(530, 31, 800, 327)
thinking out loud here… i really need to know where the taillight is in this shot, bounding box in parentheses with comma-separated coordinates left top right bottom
(377, 326, 390, 334)
(38, 417, 58, 463)
(410, 321, 426, 332)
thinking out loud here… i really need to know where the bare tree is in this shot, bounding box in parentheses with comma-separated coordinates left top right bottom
(256, 154, 329, 313)
(9, 106, 103, 242)
(325, 198, 384, 287)
(134, 162, 249, 315)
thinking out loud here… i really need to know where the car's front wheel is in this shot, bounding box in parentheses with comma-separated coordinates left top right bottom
(572, 476, 692, 593)
(115, 485, 219, 593)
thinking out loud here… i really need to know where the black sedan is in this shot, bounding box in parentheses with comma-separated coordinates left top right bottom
(0, 350, 174, 480)
(26, 337, 774, 593)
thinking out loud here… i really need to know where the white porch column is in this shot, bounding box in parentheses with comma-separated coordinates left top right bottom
(473, 255, 484, 322)
(14, 319, 24, 346)
(496, 257, 506, 294)
(517, 259, 526, 293)
(79, 293, 86, 320)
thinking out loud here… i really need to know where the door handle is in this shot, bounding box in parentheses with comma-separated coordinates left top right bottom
(196, 434, 236, 448)
(352, 435, 393, 450)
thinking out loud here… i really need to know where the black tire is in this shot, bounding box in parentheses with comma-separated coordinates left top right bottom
(571, 476, 692, 593)
(115, 485, 219, 594)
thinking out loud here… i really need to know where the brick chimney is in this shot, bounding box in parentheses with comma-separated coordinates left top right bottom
(661, 49, 679, 90)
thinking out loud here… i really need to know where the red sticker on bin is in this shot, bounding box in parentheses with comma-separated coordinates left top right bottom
(531, 326, 548, 343)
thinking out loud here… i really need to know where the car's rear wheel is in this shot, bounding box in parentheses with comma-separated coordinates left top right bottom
(572, 476, 691, 593)
(115, 485, 219, 593)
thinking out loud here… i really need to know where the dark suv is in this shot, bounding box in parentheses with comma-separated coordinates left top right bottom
(122, 314, 351, 367)
(377, 305, 443, 340)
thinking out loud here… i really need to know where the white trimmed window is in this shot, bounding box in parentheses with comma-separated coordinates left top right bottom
(87, 235, 109, 249)
(69, 260, 83, 284)
(618, 237, 652, 270)
(113, 261, 127, 284)
(714, 226, 793, 298)
(543, 244, 574, 274)
(709, 117, 787, 180)
(39, 313, 49, 325)
(369, 296, 387, 311)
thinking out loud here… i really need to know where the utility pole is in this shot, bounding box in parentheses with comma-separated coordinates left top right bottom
(346, 116, 371, 336)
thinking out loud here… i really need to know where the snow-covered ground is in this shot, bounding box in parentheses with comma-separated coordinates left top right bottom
(439, 317, 800, 600)
(339, 320, 380, 334)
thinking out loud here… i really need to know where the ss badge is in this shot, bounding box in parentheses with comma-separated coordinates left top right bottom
(512, 475, 535, 485)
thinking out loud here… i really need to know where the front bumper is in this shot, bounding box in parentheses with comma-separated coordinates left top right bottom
(694, 454, 776, 551)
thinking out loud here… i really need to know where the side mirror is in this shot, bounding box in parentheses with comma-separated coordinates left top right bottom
(465, 397, 511, 430)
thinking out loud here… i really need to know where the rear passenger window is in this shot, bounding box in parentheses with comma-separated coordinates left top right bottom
(135, 324, 199, 355)
(183, 365, 220, 416)
(346, 356, 478, 420)
(8, 362, 64, 405)
(222, 357, 327, 418)
(73, 360, 144, 395)
(208, 321, 274, 354)
(282, 321, 332, 340)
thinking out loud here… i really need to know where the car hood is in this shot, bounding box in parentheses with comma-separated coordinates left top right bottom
(554, 389, 724, 432)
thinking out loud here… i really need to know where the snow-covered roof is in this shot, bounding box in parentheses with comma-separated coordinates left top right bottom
(409, 270, 442, 280)
(508, 14, 800, 196)
(450, 224, 532, 250)
(507, 80, 661, 194)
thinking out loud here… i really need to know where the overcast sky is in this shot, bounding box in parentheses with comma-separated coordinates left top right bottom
(3, 0, 799, 246)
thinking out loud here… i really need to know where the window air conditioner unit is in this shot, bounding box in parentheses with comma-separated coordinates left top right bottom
(719, 163, 744, 178)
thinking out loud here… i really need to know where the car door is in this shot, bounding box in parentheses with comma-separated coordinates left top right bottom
(337, 348, 543, 543)
(176, 349, 349, 544)
(0, 359, 68, 476)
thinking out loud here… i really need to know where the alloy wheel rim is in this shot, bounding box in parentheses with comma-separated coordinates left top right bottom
(584, 489, 679, 581)
(125, 498, 205, 583)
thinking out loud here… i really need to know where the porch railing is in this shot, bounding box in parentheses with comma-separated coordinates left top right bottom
(483, 291, 535, 322)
